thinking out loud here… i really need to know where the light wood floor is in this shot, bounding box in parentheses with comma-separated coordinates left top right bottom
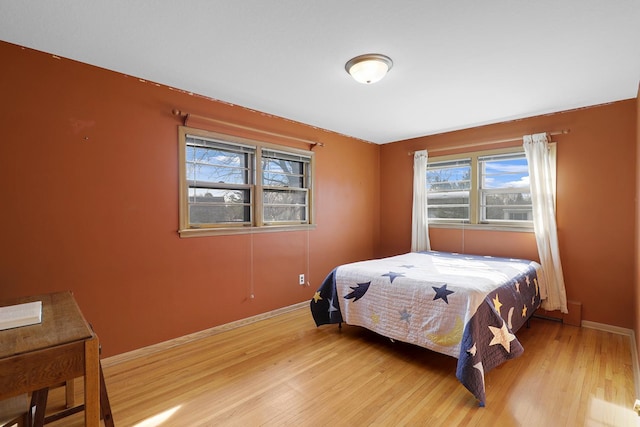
(45, 307, 637, 426)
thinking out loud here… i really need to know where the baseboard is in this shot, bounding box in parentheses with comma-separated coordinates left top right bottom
(632, 333, 640, 400)
(581, 320, 640, 399)
(581, 320, 634, 336)
(102, 301, 308, 368)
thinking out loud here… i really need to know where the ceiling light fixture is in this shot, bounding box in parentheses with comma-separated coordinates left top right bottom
(345, 54, 393, 84)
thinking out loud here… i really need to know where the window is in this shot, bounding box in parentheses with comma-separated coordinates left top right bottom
(427, 158, 471, 222)
(478, 152, 532, 224)
(262, 149, 310, 224)
(179, 127, 314, 237)
(426, 146, 554, 230)
(185, 136, 254, 226)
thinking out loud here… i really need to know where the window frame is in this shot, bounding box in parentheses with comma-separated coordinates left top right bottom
(426, 145, 556, 232)
(426, 157, 472, 224)
(261, 148, 311, 226)
(178, 126, 315, 237)
(477, 151, 533, 227)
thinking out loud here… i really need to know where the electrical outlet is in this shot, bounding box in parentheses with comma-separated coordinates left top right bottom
(633, 399, 640, 415)
(299, 274, 305, 285)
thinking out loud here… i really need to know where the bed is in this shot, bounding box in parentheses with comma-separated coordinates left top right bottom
(309, 251, 544, 406)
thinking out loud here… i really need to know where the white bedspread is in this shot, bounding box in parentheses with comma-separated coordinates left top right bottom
(335, 251, 544, 358)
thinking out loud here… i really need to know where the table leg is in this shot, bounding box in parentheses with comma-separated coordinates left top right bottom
(30, 388, 49, 427)
(99, 362, 115, 427)
(84, 337, 100, 427)
(65, 379, 75, 408)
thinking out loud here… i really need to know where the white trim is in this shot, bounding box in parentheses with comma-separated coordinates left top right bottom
(632, 332, 640, 400)
(102, 301, 308, 368)
(428, 223, 534, 233)
(581, 321, 640, 398)
(581, 320, 633, 336)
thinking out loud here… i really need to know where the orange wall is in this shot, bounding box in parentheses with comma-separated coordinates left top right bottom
(0, 42, 380, 357)
(380, 100, 637, 329)
(1, 39, 636, 358)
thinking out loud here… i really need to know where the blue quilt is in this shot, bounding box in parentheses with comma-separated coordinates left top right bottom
(310, 251, 543, 406)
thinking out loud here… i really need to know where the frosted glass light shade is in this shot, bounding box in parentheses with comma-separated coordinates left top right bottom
(345, 54, 393, 84)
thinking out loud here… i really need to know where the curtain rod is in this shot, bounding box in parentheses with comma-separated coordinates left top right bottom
(172, 109, 324, 149)
(408, 129, 570, 156)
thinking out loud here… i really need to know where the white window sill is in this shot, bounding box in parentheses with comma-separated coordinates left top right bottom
(179, 224, 316, 238)
(428, 223, 534, 233)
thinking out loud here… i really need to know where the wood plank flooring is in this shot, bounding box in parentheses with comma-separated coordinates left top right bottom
(45, 307, 637, 426)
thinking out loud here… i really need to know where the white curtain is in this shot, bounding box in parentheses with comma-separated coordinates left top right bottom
(411, 150, 431, 252)
(523, 133, 568, 313)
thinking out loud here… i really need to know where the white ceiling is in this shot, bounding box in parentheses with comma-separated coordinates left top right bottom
(1, 1, 639, 144)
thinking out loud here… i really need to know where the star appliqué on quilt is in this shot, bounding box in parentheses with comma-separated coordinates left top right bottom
(399, 308, 412, 323)
(432, 284, 454, 304)
(381, 271, 405, 283)
(488, 321, 516, 352)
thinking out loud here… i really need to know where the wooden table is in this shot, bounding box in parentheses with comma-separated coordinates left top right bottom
(0, 291, 100, 426)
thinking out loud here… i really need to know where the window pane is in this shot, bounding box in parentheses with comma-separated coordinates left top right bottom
(480, 155, 529, 190)
(188, 163, 248, 185)
(264, 206, 307, 223)
(189, 204, 250, 224)
(263, 188, 307, 223)
(427, 159, 471, 221)
(428, 206, 469, 220)
(479, 153, 532, 223)
(187, 146, 246, 168)
(188, 188, 250, 204)
(186, 145, 250, 185)
(483, 206, 533, 221)
(483, 192, 531, 206)
(188, 188, 251, 224)
(263, 172, 304, 188)
(427, 167, 471, 191)
(262, 158, 303, 174)
(264, 189, 307, 205)
(261, 154, 306, 188)
(261, 152, 309, 225)
(481, 191, 532, 221)
(427, 191, 469, 205)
